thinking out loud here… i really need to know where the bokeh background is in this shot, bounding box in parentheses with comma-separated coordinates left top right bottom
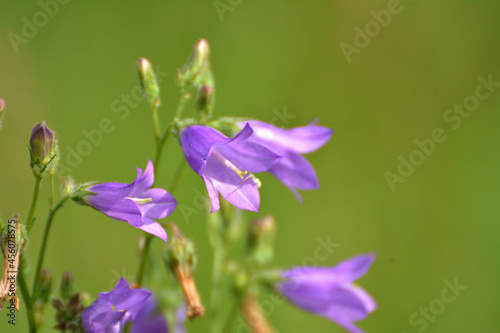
(1, 1, 499, 332)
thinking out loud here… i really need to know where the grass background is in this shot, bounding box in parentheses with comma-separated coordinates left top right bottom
(0, 1, 499, 332)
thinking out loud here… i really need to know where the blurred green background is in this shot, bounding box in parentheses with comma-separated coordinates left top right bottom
(1, 1, 499, 332)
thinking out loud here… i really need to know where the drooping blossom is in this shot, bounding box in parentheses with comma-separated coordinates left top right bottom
(180, 124, 281, 212)
(238, 120, 332, 201)
(81, 278, 153, 333)
(277, 254, 376, 333)
(82, 160, 176, 242)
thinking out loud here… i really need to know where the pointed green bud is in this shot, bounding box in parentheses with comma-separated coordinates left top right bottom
(181, 39, 214, 90)
(196, 85, 214, 118)
(136, 57, 160, 109)
(246, 215, 276, 266)
(38, 269, 53, 304)
(29, 122, 56, 171)
(60, 272, 74, 301)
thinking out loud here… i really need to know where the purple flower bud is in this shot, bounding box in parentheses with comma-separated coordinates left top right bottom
(180, 124, 281, 212)
(30, 122, 55, 166)
(81, 160, 176, 242)
(278, 254, 376, 333)
(238, 120, 333, 202)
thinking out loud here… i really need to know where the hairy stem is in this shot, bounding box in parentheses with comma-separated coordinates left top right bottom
(26, 175, 43, 233)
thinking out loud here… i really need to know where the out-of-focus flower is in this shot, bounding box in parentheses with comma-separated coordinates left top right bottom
(238, 120, 332, 201)
(130, 298, 169, 333)
(80, 160, 176, 242)
(277, 254, 376, 333)
(180, 124, 280, 212)
(81, 278, 152, 333)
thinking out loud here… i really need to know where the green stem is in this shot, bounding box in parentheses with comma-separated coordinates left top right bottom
(49, 173, 54, 209)
(222, 300, 240, 333)
(152, 105, 161, 144)
(27, 175, 43, 233)
(168, 160, 186, 195)
(135, 92, 189, 286)
(18, 269, 36, 333)
(31, 196, 69, 303)
(211, 244, 227, 333)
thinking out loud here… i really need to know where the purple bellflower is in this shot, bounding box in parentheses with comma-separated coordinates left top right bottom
(84, 160, 176, 242)
(277, 254, 376, 333)
(238, 120, 332, 201)
(180, 124, 281, 212)
(81, 278, 153, 333)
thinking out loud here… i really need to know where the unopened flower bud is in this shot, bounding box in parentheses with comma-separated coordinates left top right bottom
(196, 85, 214, 117)
(29, 122, 56, 168)
(181, 39, 214, 89)
(164, 224, 204, 320)
(60, 272, 74, 301)
(246, 215, 276, 266)
(136, 57, 160, 109)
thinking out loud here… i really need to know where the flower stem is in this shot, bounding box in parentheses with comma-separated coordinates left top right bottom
(152, 105, 161, 144)
(18, 269, 36, 333)
(27, 175, 43, 233)
(210, 243, 227, 333)
(135, 91, 189, 286)
(31, 196, 69, 303)
(168, 160, 186, 195)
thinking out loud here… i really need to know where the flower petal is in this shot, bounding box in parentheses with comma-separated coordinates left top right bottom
(241, 120, 333, 155)
(180, 125, 228, 175)
(204, 154, 260, 212)
(135, 188, 177, 220)
(131, 160, 155, 195)
(202, 175, 220, 213)
(268, 153, 319, 200)
(130, 298, 169, 333)
(138, 220, 168, 243)
(330, 254, 376, 282)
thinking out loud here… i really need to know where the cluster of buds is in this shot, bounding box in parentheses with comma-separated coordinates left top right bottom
(0, 215, 26, 313)
(29, 122, 57, 175)
(52, 272, 89, 332)
(164, 224, 204, 319)
(177, 39, 215, 120)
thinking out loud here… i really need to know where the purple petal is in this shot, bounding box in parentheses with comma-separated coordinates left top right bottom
(202, 175, 220, 213)
(268, 153, 319, 200)
(240, 120, 333, 155)
(91, 311, 126, 333)
(135, 188, 177, 220)
(130, 298, 169, 333)
(131, 160, 155, 195)
(138, 220, 168, 243)
(180, 125, 228, 175)
(330, 254, 376, 283)
(204, 154, 260, 212)
(87, 195, 144, 227)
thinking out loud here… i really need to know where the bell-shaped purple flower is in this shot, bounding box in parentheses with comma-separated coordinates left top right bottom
(277, 254, 376, 333)
(238, 120, 332, 201)
(81, 277, 153, 333)
(180, 124, 281, 212)
(83, 160, 176, 242)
